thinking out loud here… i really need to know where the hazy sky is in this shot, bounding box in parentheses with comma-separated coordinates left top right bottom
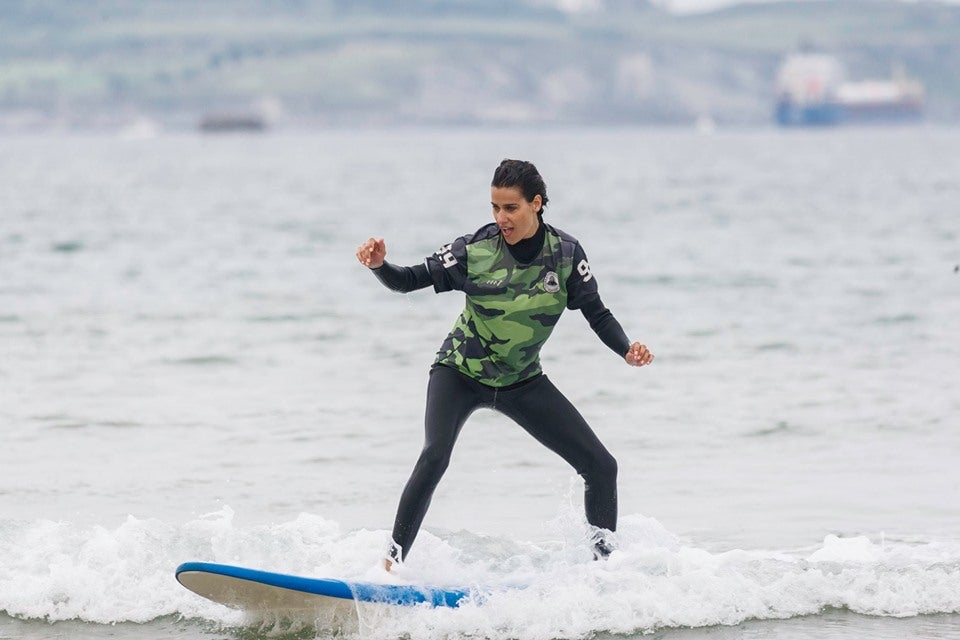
(555, 0, 960, 15)
(665, 0, 783, 12)
(557, 0, 744, 13)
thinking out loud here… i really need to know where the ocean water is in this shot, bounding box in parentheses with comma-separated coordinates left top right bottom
(1, 127, 958, 639)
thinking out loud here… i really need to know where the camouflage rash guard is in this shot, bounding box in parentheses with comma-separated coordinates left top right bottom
(424, 222, 598, 387)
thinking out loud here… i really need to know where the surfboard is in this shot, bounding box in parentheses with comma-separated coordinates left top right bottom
(175, 562, 471, 613)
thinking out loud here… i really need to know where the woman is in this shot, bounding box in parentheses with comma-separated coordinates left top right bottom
(356, 159, 653, 571)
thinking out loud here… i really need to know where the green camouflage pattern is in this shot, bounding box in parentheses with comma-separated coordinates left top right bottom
(435, 230, 574, 387)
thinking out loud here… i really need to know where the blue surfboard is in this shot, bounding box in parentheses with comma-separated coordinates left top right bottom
(175, 562, 471, 612)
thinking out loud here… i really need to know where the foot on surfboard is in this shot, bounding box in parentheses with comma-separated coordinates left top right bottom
(384, 539, 403, 573)
(591, 534, 615, 560)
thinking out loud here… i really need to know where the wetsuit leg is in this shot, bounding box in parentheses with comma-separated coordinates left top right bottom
(391, 366, 485, 559)
(496, 375, 618, 532)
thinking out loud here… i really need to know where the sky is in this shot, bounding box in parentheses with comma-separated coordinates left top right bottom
(556, 0, 960, 15)
(660, 0, 782, 12)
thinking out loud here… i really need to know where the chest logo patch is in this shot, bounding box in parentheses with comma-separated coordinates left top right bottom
(543, 271, 560, 293)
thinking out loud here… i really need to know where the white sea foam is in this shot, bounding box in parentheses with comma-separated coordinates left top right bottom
(1, 508, 958, 637)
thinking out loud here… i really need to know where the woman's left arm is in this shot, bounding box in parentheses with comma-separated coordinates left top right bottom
(567, 241, 653, 367)
(579, 296, 654, 367)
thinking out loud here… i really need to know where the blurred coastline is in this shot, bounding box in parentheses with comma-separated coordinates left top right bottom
(1, 0, 959, 133)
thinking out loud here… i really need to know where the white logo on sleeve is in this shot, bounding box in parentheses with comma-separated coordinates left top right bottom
(577, 259, 593, 282)
(436, 244, 458, 269)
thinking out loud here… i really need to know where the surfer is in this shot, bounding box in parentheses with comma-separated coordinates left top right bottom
(356, 159, 654, 571)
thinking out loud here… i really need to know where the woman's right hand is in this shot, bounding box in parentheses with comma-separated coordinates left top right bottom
(356, 237, 386, 269)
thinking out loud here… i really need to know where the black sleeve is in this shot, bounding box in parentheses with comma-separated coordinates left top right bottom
(579, 294, 631, 358)
(371, 261, 433, 293)
(566, 242, 600, 310)
(424, 236, 469, 293)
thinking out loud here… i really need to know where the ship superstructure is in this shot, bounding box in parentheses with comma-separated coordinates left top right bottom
(774, 54, 924, 126)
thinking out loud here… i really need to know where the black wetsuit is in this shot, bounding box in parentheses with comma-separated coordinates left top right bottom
(372, 219, 631, 560)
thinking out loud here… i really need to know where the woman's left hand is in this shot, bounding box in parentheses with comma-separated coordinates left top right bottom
(625, 342, 654, 367)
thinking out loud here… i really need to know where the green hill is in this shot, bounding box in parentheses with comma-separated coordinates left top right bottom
(1, 0, 958, 128)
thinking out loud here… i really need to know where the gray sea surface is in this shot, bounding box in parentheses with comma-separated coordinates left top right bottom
(1, 127, 958, 639)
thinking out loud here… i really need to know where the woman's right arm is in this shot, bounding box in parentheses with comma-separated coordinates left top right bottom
(356, 237, 433, 293)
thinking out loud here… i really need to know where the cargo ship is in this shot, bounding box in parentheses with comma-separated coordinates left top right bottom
(774, 54, 924, 126)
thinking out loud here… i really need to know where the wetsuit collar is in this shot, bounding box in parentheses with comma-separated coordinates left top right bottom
(505, 214, 545, 264)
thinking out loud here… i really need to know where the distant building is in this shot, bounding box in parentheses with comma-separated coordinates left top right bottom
(774, 54, 924, 126)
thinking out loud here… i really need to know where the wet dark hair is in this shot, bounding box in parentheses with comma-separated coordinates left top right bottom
(491, 159, 549, 214)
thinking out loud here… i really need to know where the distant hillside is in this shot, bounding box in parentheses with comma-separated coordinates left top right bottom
(1, 0, 958, 129)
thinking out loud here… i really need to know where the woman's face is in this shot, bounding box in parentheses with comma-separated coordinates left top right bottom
(491, 186, 541, 245)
